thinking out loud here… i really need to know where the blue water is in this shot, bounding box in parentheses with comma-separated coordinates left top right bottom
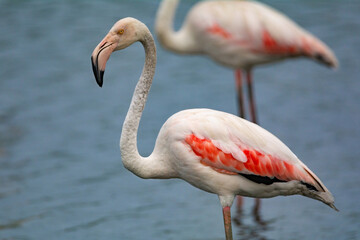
(0, 0, 359, 239)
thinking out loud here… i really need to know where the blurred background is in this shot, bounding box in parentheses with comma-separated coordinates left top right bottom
(0, 0, 359, 239)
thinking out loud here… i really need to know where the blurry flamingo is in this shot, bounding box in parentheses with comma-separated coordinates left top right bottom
(155, 0, 338, 211)
(91, 17, 337, 240)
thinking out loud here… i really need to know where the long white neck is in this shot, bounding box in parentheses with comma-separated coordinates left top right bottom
(155, 0, 199, 54)
(120, 29, 172, 179)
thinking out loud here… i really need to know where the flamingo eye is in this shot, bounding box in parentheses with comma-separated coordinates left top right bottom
(118, 29, 124, 35)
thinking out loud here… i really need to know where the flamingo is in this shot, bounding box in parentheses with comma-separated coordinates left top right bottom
(155, 0, 338, 211)
(91, 17, 337, 240)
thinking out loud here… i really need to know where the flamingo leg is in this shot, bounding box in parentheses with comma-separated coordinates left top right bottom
(234, 70, 246, 119)
(222, 206, 233, 240)
(253, 198, 261, 215)
(246, 69, 258, 124)
(234, 70, 245, 211)
(245, 69, 261, 214)
(236, 194, 243, 212)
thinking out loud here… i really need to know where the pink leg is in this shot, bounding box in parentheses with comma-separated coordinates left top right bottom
(222, 206, 233, 240)
(253, 198, 261, 214)
(234, 70, 245, 210)
(245, 69, 258, 124)
(245, 69, 261, 214)
(236, 195, 243, 211)
(234, 70, 246, 119)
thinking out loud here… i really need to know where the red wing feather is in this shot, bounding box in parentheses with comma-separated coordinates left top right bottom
(185, 134, 315, 185)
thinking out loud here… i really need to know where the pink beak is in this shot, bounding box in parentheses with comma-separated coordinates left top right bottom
(91, 35, 117, 87)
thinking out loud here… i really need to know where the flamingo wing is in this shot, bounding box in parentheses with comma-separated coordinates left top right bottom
(172, 109, 323, 189)
(188, 1, 332, 60)
(185, 133, 312, 183)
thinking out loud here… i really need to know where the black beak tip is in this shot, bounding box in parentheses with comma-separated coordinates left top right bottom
(96, 71, 104, 87)
(91, 56, 104, 88)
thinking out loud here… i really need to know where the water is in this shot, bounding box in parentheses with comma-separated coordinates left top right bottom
(0, 0, 359, 239)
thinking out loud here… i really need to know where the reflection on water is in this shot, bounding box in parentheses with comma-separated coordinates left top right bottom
(233, 203, 274, 240)
(234, 218, 272, 240)
(0, 0, 359, 239)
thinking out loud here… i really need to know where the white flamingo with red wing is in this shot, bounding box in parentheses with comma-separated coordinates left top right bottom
(91, 17, 337, 240)
(155, 0, 338, 210)
(156, 0, 338, 122)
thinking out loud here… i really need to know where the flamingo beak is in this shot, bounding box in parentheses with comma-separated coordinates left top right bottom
(91, 34, 117, 87)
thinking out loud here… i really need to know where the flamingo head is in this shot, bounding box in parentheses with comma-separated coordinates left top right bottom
(91, 17, 147, 87)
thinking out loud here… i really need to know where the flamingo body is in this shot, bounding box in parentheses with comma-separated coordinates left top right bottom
(91, 18, 337, 240)
(156, 0, 339, 212)
(153, 108, 329, 200)
(156, 0, 338, 69)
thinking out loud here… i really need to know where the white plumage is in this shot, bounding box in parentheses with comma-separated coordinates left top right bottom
(156, 0, 338, 68)
(91, 17, 337, 240)
(156, 0, 339, 213)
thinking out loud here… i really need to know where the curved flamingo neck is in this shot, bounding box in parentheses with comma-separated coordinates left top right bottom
(120, 29, 157, 178)
(155, 0, 199, 54)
